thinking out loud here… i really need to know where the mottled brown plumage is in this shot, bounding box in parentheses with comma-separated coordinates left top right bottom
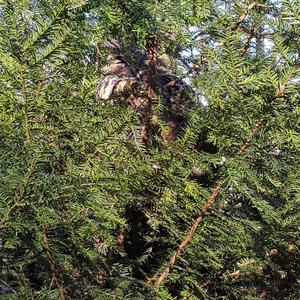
(96, 50, 193, 142)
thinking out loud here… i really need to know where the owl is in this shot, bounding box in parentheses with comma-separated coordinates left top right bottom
(95, 50, 193, 142)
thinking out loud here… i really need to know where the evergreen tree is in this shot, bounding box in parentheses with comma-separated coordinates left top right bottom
(0, 0, 299, 299)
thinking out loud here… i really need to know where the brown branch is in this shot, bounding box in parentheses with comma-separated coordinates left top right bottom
(233, 2, 267, 31)
(150, 119, 263, 287)
(41, 227, 69, 300)
(237, 119, 262, 155)
(218, 2, 267, 48)
(151, 180, 223, 287)
(241, 26, 256, 56)
(234, 2, 257, 30)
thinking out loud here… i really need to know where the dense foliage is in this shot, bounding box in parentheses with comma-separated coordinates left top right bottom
(0, 0, 299, 299)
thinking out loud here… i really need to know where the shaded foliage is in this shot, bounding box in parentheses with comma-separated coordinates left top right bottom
(0, 0, 299, 299)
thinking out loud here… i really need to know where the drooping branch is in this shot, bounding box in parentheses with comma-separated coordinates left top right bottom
(150, 119, 263, 287)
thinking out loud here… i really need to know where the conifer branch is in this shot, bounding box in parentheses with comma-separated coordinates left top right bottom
(0, 202, 22, 229)
(233, 2, 267, 31)
(0, 155, 39, 228)
(241, 26, 256, 56)
(6, 2, 31, 145)
(218, 2, 267, 47)
(15, 40, 31, 144)
(151, 180, 223, 287)
(150, 119, 263, 287)
(41, 227, 69, 300)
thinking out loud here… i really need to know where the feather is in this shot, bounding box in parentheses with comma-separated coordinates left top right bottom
(96, 76, 137, 100)
(96, 76, 118, 100)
